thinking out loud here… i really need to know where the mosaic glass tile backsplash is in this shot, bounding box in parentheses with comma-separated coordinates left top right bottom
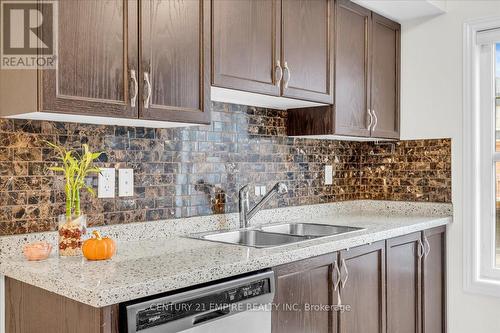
(0, 102, 451, 235)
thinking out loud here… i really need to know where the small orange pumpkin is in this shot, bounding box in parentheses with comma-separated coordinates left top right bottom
(82, 231, 116, 260)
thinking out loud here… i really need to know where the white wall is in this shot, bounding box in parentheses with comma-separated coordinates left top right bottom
(400, 2, 500, 332)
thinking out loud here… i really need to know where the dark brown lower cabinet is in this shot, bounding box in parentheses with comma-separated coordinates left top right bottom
(386, 227, 446, 333)
(422, 227, 446, 333)
(338, 241, 386, 333)
(272, 253, 338, 333)
(5, 277, 118, 333)
(6, 228, 445, 333)
(272, 242, 386, 333)
(386, 232, 422, 333)
(273, 228, 446, 333)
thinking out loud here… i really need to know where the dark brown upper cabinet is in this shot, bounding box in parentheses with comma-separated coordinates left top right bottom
(338, 241, 386, 333)
(211, 0, 334, 105)
(334, 0, 372, 137)
(281, 0, 334, 103)
(212, 0, 281, 96)
(140, 0, 211, 124)
(42, 0, 138, 119)
(287, 0, 400, 140)
(0, 0, 211, 127)
(370, 13, 400, 139)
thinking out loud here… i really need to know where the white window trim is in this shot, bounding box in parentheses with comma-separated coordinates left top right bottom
(464, 17, 500, 297)
(0, 275, 4, 333)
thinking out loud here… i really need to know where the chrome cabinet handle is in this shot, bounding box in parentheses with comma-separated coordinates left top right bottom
(368, 109, 374, 130)
(417, 239, 424, 259)
(372, 109, 378, 131)
(333, 260, 341, 291)
(341, 259, 349, 288)
(424, 237, 431, 258)
(283, 61, 291, 89)
(333, 260, 342, 306)
(130, 69, 138, 107)
(143, 72, 152, 108)
(275, 60, 283, 86)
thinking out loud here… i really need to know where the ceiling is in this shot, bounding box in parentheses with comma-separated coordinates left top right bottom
(352, 0, 446, 22)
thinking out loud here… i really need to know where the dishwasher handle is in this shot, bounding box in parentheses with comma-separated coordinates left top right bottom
(193, 306, 231, 325)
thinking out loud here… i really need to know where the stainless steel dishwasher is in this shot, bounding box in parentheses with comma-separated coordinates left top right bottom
(123, 271, 275, 333)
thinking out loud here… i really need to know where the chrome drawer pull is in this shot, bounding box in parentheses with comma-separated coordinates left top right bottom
(283, 61, 291, 89)
(275, 60, 283, 86)
(368, 109, 374, 130)
(424, 237, 431, 258)
(130, 69, 138, 107)
(372, 109, 378, 131)
(417, 239, 424, 259)
(144, 72, 152, 108)
(341, 258, 349, 288)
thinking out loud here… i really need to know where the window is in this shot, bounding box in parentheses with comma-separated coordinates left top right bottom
(497, 43, 500, 267)
(464, 19, 500, 297)
(476, 40, 500, 280)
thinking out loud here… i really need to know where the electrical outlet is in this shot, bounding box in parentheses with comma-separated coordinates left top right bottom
(98, 168, 115, 198)
(260, 185, 266, 195)
(324, 165, 333, 185)
(119, 169, 134, 197)
(254, 185, 267, 196)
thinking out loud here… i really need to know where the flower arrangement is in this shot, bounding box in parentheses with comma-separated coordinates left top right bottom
(45, 142, 103, 256)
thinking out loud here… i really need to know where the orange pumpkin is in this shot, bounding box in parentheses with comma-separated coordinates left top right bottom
(82, 231, 116, 260)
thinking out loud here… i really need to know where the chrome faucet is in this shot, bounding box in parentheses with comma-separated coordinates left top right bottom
(238, 182, 288, 228)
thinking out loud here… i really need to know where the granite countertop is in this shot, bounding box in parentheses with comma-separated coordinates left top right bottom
(0, 201, 452, 308)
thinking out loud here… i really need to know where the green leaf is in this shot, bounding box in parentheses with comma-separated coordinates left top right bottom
(43, 140, 104, 208)
(43, 140, 58, 150)
(48, 166, 65, 172)
(91, 152, 102, 160)
(85, 186, 96, 197)
(88, 167, 101, 172)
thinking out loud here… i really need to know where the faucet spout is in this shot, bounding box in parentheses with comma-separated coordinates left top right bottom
(238, 185, 250, 228)
(238, 182, 288, 229)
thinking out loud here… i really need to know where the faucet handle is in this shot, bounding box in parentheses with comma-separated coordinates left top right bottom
(276, 182, 288, 194)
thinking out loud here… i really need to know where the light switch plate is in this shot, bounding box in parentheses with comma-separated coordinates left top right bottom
(98, 168, 115, 198)
(324, 165, 333, 185)
(260, 185, 266, 195)
(255, 185, 260, 196)
(119, 169, 134, 197)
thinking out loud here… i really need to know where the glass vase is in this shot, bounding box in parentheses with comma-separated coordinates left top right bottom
(58, 214, 87, 256)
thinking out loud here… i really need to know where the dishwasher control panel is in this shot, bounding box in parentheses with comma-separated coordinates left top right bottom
(124, 271, 275, 333)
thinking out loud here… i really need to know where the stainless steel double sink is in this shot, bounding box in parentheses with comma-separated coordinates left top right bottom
(190, 223, 364, 248)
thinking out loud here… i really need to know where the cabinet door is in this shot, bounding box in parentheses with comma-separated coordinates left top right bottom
(281, 0, 334, 103)
(212, 0, 280, 96)
(370, 13, 400, 139)
(334, 0, 371, 137)
(272, 254, 338, 333)
(422, 227, 446, 333)
(41, 0, 138, 118)
(140, 0, 210, 124)
(386, 232, 422, 333)
(338, 241, 386, 333)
